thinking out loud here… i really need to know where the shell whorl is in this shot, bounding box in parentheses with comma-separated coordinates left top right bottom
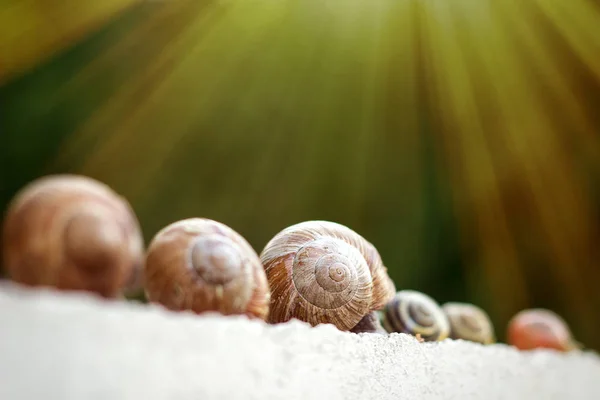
(1, 174, 144, 298)
(441, 302, 495, 344)
(507, 308, 577, 352)
(144, 218, 270, 320)
(260, 220, 395, 331)
(382, 290, 450, 341)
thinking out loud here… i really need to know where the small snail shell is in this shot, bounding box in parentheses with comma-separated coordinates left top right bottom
(350, 311, 387, 335)
(507, 308, 578, 352)
(1, 174, 144, 298)
(441, 302, 496, 344)
(382, 290, 450, 341)
(260, 220, 396, 331)
(144, 218, 270, 320)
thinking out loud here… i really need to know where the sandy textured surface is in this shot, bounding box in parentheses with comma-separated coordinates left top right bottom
(0, 282, 599, 400)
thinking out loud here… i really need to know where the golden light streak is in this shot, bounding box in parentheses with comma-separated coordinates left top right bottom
(418, 0, 531, 322)
(452, 0, 597, 332)
(73, 1, 288, 203)
(0, 0, 143, 84)
(496, 0, 600, 172)
(533, 0, 600, 81)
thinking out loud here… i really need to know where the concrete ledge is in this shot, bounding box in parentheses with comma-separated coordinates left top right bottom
(0, 282, 599, 400)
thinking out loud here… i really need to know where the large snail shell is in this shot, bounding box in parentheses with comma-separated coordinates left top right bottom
(144, 218, 270, 320)
(260, 220, 396, 331)
(441, 302, 496, 344)
(507, 308, 578, 352)
(382, 290, 450, 341)
(1, 174, 144, 298)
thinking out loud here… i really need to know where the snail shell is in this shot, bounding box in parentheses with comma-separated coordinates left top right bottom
(259, 220, 396, 331)
(441, 302, 496, 344)
(507, 308, 578, 352)
(382, 290, 450, 341)
(1, 174, 145, 298)
(144, 218, 270, 320)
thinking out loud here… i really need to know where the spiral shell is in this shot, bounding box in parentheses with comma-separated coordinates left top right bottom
(259, 220, 396, 331)
(382, 290, 450, 341)
(144, 218, 270, 320)
(441, 302, 495, 344)
(1, 174, 145, 298)
(507, 308, 578, 352)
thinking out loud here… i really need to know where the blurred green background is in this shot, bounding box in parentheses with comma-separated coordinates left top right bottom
(1, 0, 600, 349)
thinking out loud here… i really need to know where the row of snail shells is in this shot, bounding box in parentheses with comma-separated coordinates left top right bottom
(2, 175, 145, 298)
(442, 302, 496, 345)
(507, 308, 580, 352)
(260, 220, 397, 332)
(143, 218, 270, 320)
(382, 290, 450, 342)
(4, 175, 580, 350)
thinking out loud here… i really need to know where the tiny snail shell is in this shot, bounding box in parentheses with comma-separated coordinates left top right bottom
(260, 220, 396, 331)
(441, 302, 496, 344)
(507, 308, 578, 352)
(382, 290, 450, 342)
(144, 218, 270, 320)
(1, 174, 145, 298)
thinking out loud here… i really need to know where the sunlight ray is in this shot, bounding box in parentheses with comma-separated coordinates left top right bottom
(533, 0, 600, 80)
(420, 0, 530, 320)
(69, 1, 287, 202)
(0, 0, 141, 83)
(496, 0, 600, 171)
(46, 0, 206, 171)
(453, 0, 596, 329)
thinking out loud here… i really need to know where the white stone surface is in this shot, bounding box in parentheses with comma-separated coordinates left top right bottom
(0, 282, 599, 400)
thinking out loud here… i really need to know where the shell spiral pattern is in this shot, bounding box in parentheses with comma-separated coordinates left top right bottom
(442, 302, 495, 344)
(382, 290, 450, 341)
(260, 220, 396, 331)
(144, 218, 270, 320)
(1, 174, 145, 298)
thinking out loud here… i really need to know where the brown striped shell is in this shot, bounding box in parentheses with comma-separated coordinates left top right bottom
(441, 302, 496, 344)
(507, 309, 579, 352)
(1, 174, 145, 298)
(382, 290, 450, 341)
(144, 218, 270, 320)
(259, 220, 396, 331)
